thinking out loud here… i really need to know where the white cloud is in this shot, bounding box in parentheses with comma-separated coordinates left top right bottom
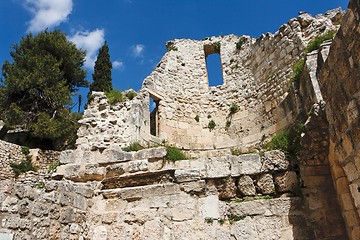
(113, 60, 124, 70)
(132, 44, 145, 57)
(25, 0, 73, 33)
(68, 29, 105, 69)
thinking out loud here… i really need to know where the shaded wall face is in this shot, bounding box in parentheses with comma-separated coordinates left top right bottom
(141, 12, 340, 152)
(319, 1, 360, 239)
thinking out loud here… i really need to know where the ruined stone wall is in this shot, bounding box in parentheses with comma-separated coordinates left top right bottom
(1, 147, 316, 239)
(318, 0, 360, 238)
(0, 140, 26, 180)
(75, 9, 343, 155)
(76, 91, 149, 151)
(0, 139, 60, 180)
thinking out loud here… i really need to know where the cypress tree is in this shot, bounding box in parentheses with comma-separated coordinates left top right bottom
(90, 41, 112, 93)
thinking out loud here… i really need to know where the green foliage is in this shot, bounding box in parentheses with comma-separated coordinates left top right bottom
(194, 115, 200, 122)
(208, 120, 216, 130)
(228, 215, 246, 224)
(207, 114, 211, 119)
(122, 142, 145, 152)
(125, 90, 137, 100)
(105, 89, 125, 104)
(266, 123, 305, 158)
(214, 42, 221, 53)
(231, 148, 242, 156)
(90, 41, 113, 93)
(1, 30, 87, 149)
(48, 161, 60, 173)
(218, 218, 225, 225)
(29, 109, 82, 150)
(165, 146, 187, 161)
(21, 146, 30, 155)
(236, 38, 245, 50)
(205, 217, 214, 224)
(5, 103, 25, 126)
(10, 159, 36, 177)
(304, 30, 337, 54)
(36, 181, 45, 189)
(291, 58, 305, 84)
(229, 103, 239, 114)
(267, 130, 289, 153)
(167, 45, 178, 52)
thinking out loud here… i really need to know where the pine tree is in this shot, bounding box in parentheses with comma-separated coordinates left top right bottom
(0, 30, 88, 149)
(90, 41, 112, 93)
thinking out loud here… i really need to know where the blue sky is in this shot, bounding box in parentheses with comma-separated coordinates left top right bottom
(0, 0, 348, 109)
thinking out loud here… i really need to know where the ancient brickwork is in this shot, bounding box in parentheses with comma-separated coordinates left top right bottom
(1, 148, 315, 239)
(76, 91, 149, 151)
(75, 9, 343, 155)
(319, 0, 360, 238)
(0, 140, 26, 180)
(299, 104, 347, 239)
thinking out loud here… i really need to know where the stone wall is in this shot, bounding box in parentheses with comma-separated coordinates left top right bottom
(1, 147, 317, 239)
(76, 91, 149, 151)
(318, 0, 360, 238)
(0, 140, 26, 180)
(75, 9, 343, 155)
(0, 139, 60, 180)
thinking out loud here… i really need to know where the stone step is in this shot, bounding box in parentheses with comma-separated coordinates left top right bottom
(99, 183, 182, 201)
(101, 169, 175, 189)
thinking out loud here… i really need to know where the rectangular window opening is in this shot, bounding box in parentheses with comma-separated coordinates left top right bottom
(150, 95, 160, 136)
(205, 49, 224, 87)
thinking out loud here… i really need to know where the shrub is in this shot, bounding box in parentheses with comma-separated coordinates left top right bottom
(229, 103, 239, 114)
(228, 215, 246, 224)
(214, 42, 221, 54)
(236, 38, 245, 50)
(122, 142, 145, 152)
(291, 58, 305, 84)
(231, 148, 242, 156)
(105, 89, 125, 104)
(48, 162, 60, 173)
(194, 115, 200, 122)
(304, 30, 337, 54)
(266, 130, 289, 153)
(208, 120, 216, 130)
(165, 146, 187, 161)
(267, 123, 305, 158)
(218, 218, 225, 225)
(10, 159, 36, 177)
(167, 45, 178, 52)
(125, 90, 137, 100)
(21, 146, 30, 155)
(205, 217, 214, 224)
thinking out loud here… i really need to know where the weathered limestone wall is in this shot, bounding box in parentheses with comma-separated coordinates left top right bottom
(318, 0, 360, 238)
(75, 9, 343, 155)
(0, 139, 60, 179)
(1, 148, 316, 239)
(76, 91, 149, 151)
(0, 140, 26, 180)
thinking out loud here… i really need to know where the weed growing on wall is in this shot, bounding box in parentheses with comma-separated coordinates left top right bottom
(10, 159, 36, 177)
(208, 120, 216, 130)
(125, 90, 137, 100)
(105, 89, 125, 104)
(304, 30, 337, 54)
(266, 122, 305, 158)
(165, 146, 188, 161)
(122, 142, 145, 152)
(291, 58, 305, 84)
